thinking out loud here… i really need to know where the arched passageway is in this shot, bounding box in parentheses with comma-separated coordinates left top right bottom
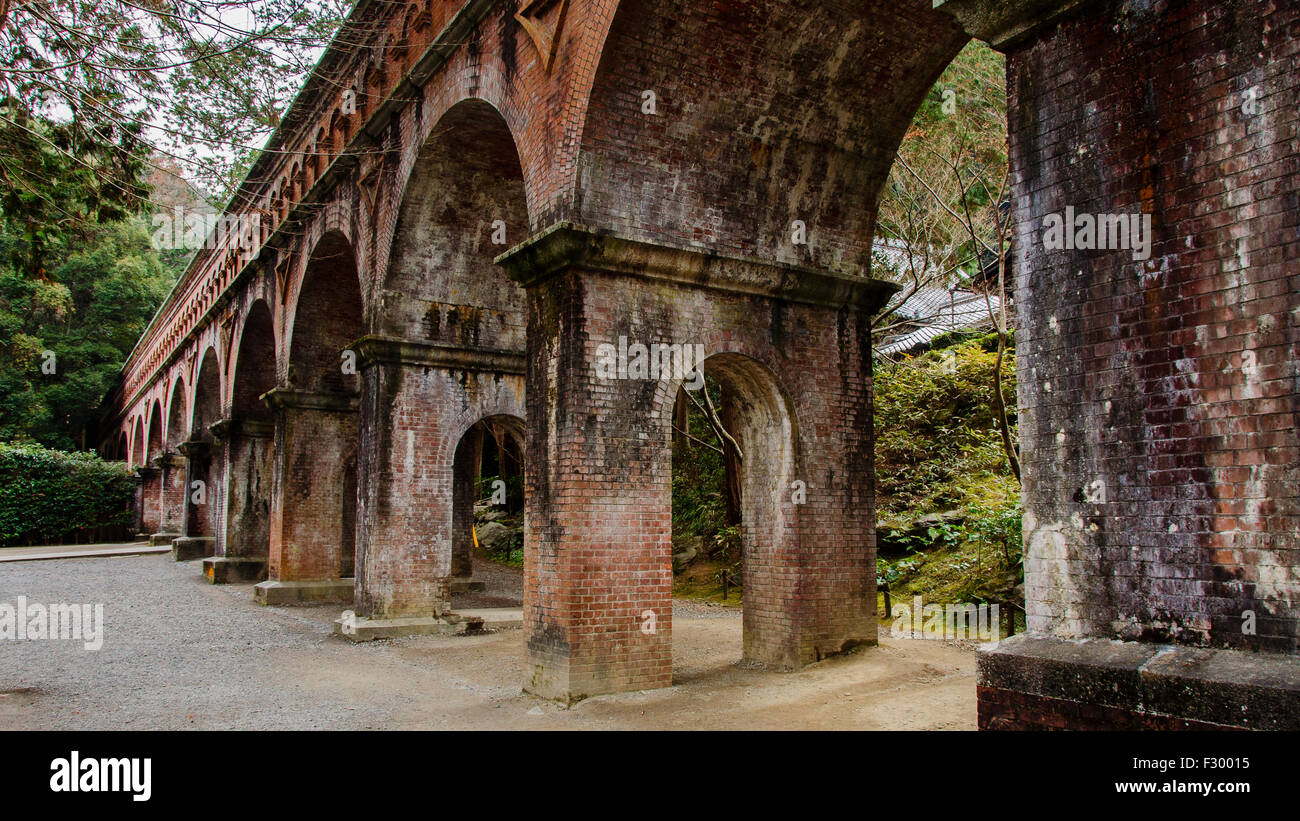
(668, 355, 803, 669)
(209, 300, 277, 583)
(450, 414, 525, 599)
(352, 98, 528, 624)
(153, 377, 189, 540)
(176, 347, 223, 559)
(257, 232, 364, 605)
(139, 401, 165, 535)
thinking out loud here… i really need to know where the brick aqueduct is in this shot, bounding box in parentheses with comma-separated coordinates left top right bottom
(102, 0, 1298, 723)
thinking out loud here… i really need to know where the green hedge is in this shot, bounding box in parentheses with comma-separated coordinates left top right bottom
(0, 442, 137, 547)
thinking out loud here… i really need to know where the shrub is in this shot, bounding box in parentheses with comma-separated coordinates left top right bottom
(0, 442, 136, 546)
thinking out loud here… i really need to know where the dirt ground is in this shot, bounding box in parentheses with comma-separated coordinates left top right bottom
(0, 552, 976, 730)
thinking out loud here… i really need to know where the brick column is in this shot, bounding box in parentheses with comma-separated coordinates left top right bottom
(172, 440, 216, 560)
(940, 0, 1300, 729)
(255, 388, 358, 605)
(350, 338, 526, 625)
(151, 452, 186, 544)
(205, 417, 273, 583)
(499, 223, 896, 703)
(136, 466, 162, 536)
(450, 423, 484, 582)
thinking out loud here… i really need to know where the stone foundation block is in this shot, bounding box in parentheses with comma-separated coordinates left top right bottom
(254, 579, 354, 606)
(978, 634, 1300, 730)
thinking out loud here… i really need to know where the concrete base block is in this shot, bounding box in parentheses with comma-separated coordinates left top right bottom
(149, 531, 180, 546)
(449, 577, 486, 593)
(253, 579, 354, 606)
(978, 633, 1300, 730)
(332, 610, 493, 642)
(452, 608, 523, 630)
(172, 536, 214, 561)
(203, 556, 267, 584)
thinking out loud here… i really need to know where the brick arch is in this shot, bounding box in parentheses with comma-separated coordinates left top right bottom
(231, 299, 278, 423)
(189, 344, 223, 441)
(147, 400, 165, 463)
(654, 349, 806, 666)
(450, 410, 527, 579)
(442, 382, 528, 464)
(131, 417, 144, 468)
(283, 193, 364, 344)
(377, 97, 530, 347)
(165, 374, 188, 449)
(566, 0, 969, 276)
(286, 230, 364, 393)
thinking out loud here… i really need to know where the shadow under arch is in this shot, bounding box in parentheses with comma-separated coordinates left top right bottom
(378, 97, 529, 347)
(181, 346, 224, 545)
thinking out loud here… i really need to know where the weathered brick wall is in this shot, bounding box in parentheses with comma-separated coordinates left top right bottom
(219, 428, 274, 559)
(157, 456, 187, 534)
(379, 99, 530, 351)
(139, 471, 162, 535)
(504, 226, 891, 699)
(182, 348, 224, 539)
(219, 301, 279, 561)
(573, 0, 968, 276)
(269, 402, 358, 581)
(354, 354, 525, 618)
(1011, 0, 1299, 652)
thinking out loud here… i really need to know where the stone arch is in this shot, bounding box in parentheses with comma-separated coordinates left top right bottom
(190, 346, 223, 442)
(131, 417, 145, 467)
(378, 97, 530, 348)
(264, 229, 365, 588)
(569, 0, 969, 275)
(217, 298, 277, 569)
(147, 400, 164, 463)
(183, 346, 224, 543)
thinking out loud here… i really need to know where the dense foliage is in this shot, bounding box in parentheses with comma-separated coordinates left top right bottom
(0, 0, 350, 252)
(874, 333, 1023, 611)
(874, 333, 1017, 518)
(0, 218, 174, 450)
(0, 441, 136, 546)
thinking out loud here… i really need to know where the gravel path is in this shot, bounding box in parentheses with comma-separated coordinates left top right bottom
(0, 553, 975, 730)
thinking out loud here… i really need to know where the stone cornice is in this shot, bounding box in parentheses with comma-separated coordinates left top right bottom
(209, 417, 275, 441)
(933, 0, 1096, 50)
(262, 387, 360, 413)
(152, 452, 186, 469)
(350, 336, 527, 375)
(177, 439, 210, 459)
(496, 222, 900, 314)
